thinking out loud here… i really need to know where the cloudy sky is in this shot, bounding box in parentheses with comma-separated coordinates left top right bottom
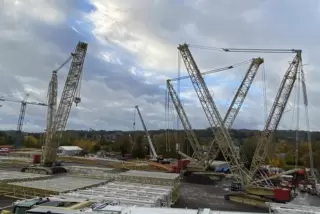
(0, 0, 319, 132)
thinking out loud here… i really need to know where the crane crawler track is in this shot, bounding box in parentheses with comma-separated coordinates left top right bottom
(224, 192, 273, 208)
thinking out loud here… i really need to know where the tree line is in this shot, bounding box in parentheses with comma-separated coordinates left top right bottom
(0, 129, 319, 169)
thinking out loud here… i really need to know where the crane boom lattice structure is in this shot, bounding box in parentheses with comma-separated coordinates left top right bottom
(249, 51, 302, 177)
(135, 105, 157, 158)
(207, 58, 263, 162)
(182, 44, 304, 206)
(42, 41, 88, 167)
(178, 43, 250, 184)
(167, 80, 203, 163)
(45, 70, 58, 147)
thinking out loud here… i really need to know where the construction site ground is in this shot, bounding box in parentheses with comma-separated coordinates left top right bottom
(1, 165, 320, 213)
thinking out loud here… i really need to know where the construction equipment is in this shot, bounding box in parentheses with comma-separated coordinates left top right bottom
(168, 58, 263, 171)
(178, 43, 302, 206)
(21, 41, 88, 175)
(167, 62, 244, 163)
(134, 105, 170, 164)
(44, 55, 72, 147)
(0, 94, 47, 148)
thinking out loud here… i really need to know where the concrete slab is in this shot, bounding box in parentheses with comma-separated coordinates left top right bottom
(119, 170, 179, 180)
(0, 170, 50, 182)
(8, 176, 107, 193)
(60, 181, 173, 207)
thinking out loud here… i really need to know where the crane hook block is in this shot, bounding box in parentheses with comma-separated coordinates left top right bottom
(74, 97, 81, 106)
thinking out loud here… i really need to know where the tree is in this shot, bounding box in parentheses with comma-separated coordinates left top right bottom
(285, 150, 295, 165)
(73, 140, 94, 152)
(90, 142, 101, 153)
(118, 137, 131, 155)
(132, 135, 145, 158)
(242, 137, 258, 165)
(23, 135, 39, 148)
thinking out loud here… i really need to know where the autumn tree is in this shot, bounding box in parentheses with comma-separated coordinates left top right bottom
(73, 139, 94, 152)
(90, 142, 101, 153)
(285, 150, 295, 165)
(23, 135, 39, 148)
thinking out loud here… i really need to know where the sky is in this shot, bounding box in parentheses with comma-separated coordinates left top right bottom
(0, 0, 320, 132)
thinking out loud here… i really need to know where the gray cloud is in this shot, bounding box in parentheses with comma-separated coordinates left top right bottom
(0, 0, 319, 133)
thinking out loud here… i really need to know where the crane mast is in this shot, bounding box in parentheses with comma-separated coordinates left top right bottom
(167, 80, 203, 162)
(249, 51, 302, 177)
(178, 43, 250, 183)
(42, 41, 88, 166)
(134, 105, 157, 158)
(45, 71, 58, 147)
(207, 58, 263, 161)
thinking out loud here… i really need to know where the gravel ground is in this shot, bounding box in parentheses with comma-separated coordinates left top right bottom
(173, 181, 268, 213)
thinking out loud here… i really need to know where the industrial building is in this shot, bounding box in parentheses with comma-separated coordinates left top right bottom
(58, 146, 83, 156)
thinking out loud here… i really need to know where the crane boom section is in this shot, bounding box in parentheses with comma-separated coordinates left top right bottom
(42, 41, 88, 166)
(207, 58, 263, 161)
(135, 105, 158, 158)
(178, 43, 250, 184)
(167, 80, 203, 162)
(45, 71, 58, 147)
(249, 52, 301, 178)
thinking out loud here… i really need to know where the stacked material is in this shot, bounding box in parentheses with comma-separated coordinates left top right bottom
(27, 205, 264, 214)
(0, 170, 50, 182)
(117, 170, 179, 186)
(267, 202, 320, 214)
(59, 181, 174, 207)
(66, 166, 116, 179)
(3, 176, 107, 199)
(117, 170, 180, 202)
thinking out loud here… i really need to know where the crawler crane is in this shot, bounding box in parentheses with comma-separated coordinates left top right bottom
(178, 43, 303, 206)
(167, 58, 263, 171)
(21, 41, 88, 174)
(134, 105, 170, 164)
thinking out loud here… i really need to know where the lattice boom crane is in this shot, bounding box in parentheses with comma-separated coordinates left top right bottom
(45, 54, 72, 148)
(21, 41, 88, 174)
(135, 105, 158, 158)
(207, 58, 263, 162)
(167, 80, 203, 164)
(178, 43, 251, 184)
(249, 51, 302, 177)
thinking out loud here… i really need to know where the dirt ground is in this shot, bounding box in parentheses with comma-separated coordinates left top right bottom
(173, 181, 268, 213)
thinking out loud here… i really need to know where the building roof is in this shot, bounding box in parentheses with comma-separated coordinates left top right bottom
(58, 146, 83, 151)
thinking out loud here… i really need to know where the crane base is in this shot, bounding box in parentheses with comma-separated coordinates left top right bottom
(224, 192, 273, 208)
(21, 166, 67, 175)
